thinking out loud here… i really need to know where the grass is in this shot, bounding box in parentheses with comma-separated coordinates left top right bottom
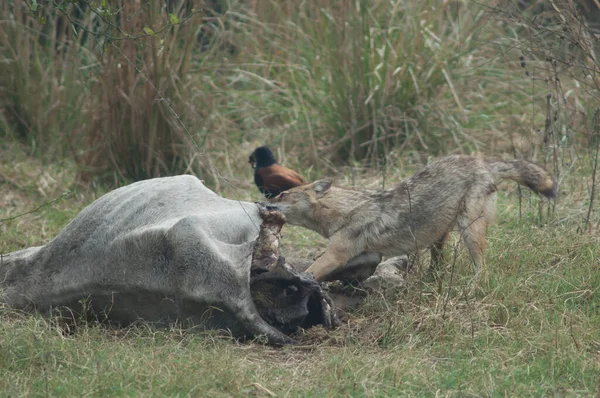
(3, 0, 583, 182)
(1, 0, 600, 395)
(1, 144, 599, 396)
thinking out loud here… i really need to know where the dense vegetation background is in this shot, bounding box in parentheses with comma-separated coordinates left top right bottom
(1, 0, 599, 395)
(1, 0, 597, 184)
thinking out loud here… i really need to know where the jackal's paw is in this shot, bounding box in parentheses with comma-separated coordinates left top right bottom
(362, 257, 407, 292)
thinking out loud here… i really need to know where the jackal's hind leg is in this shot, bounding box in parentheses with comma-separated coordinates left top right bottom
(458, 215, 488, 282)
(426, 232, 450, 281)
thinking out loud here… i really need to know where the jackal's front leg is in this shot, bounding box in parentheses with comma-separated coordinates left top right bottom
(305, 236, 363, 281)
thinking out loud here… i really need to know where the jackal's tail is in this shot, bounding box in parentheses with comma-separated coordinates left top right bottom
(486, 160, 558, 198)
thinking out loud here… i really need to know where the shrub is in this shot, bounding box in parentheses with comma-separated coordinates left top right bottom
(1, 0, 599, 185)
(78, 1, 204, 182)
(0, 1, 91, 158)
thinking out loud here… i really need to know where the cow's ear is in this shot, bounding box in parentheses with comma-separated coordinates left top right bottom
(314, 179, 333, 197)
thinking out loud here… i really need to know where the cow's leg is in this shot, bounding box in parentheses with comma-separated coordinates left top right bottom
(224, 296, 296, 345)
(178, 282, 296, 345)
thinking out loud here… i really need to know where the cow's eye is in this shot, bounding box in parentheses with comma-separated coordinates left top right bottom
(283, 285, 298, 296)
(278, 192, 288, 199)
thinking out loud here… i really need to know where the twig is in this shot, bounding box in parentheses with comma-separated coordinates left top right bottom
(569, 318, 580, 350)
(247, 383, 276, 397)
(0, 191, 71, 224)
(49, 1, 205, 45)
(511, 146, 523, 223)
(585, 108, 600, 231)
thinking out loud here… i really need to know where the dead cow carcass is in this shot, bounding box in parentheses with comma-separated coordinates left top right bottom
(0, 175, 337, 345)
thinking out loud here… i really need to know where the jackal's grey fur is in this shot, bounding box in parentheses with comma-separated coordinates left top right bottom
(269, 155, 557, 281)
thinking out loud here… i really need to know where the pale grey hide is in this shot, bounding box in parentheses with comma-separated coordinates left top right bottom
(0, 175, 315, 345)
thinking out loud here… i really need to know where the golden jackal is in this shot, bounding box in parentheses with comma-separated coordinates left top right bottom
(269, 155, 557, 282)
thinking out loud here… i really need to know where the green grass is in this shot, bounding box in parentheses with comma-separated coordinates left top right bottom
(1, 0, 600, 395)
(1, 145, 599, 396)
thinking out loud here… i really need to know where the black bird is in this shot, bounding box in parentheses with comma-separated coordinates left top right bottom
(249, 146, 307, 198)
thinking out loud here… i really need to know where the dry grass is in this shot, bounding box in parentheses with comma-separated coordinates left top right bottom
(79, 0, 204, 183)
(6, 0, 600, 183)
(2, 0, 600, 395)
(0, 1, 91, 159)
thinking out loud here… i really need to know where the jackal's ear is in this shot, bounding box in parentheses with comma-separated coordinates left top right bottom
(313, 178, 333, 197)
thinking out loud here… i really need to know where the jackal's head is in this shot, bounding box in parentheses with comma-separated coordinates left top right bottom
(267, 179, 332, 228)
